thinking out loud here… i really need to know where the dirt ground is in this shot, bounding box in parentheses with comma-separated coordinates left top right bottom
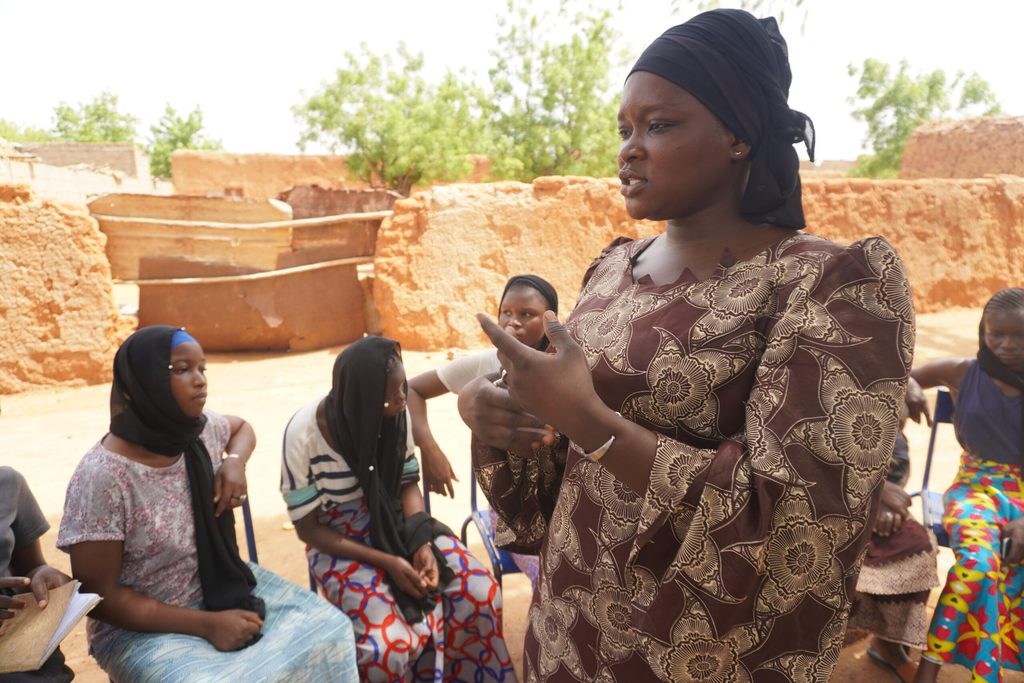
(1, 304, 1018, 682)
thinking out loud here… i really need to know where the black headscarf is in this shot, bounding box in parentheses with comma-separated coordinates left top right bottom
(500, 274, 560, 351)
(977, 288, 1024, 461)
(628, 8, 815, 229)
(323, 336, 453, 623)
(109, 326, 265, 637)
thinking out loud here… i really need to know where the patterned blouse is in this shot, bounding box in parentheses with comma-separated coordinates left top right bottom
(57, 412, 230, 654)
(475, 233, 914, 683)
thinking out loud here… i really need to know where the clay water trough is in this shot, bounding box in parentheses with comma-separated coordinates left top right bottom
(91, 211, 390, 280)
(88, 193, 389, 351)
(135, 257, 371, 351)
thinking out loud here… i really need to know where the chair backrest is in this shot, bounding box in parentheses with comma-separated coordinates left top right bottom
(920, 387, 955, 493)
(241, 498, 258, 565)
(918, 387, 955, 547)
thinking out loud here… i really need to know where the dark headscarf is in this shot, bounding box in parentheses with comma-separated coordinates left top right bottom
(500, 274, 560, 351)
(977, 288, 1024, 461)
(629, 8, 815, 229)
(323, 336, 453, 623)
(109, 326, 265, 637)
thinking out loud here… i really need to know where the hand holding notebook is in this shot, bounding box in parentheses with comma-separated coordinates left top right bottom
(0, 580, 101, 673)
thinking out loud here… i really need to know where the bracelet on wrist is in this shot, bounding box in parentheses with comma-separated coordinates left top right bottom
(580, 412, 622, 463)
(221, 452, 244, 463)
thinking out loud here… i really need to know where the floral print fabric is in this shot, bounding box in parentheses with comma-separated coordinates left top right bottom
(474, 234, 914, 682)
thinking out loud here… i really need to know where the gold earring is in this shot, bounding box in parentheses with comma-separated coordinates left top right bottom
(733, 150, 744, 158)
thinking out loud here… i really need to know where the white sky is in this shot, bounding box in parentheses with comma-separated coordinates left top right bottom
(1, 0, 1020, 163)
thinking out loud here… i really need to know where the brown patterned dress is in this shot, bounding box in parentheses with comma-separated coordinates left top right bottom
(474, 233, 915, 682)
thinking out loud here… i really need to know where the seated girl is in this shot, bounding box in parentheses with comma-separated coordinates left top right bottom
(408, 274, 560, 589)
(281, 336, 516, 682)
(910, 288, 1024, 683)
(1, 467, 74, 683)
(58, 326, 358, 683)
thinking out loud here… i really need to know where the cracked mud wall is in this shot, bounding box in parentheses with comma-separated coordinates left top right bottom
(375, 176, 1024, 351)
(0, 184, 122, 393)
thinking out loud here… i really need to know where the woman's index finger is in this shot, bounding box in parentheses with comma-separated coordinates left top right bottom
(476, 313, 530, 362)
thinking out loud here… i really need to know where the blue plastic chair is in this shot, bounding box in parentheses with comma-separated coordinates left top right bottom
(240, 498, 259, 564)
(912, 387, 955, 547)
(424, 471, 522, 588)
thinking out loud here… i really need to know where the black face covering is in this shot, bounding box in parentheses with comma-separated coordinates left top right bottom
(628, 8, 815, 229)
(109, 326, 264, 639)
(323, 336, 453, 623)
(500, 274, 560, 351)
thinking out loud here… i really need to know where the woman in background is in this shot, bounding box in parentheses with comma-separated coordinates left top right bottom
(910, 288, 1024, 683)
(408, 274, 559, 588)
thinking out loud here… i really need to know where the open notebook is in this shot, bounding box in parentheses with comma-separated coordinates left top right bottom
(0, 580, 101, 673)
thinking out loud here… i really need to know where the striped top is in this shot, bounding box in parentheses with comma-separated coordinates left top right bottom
(281, 396, 419, 522)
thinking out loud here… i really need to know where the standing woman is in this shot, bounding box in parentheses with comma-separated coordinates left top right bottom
(281, 337, 516, 682)
(58, 326, 358, 682)
(910, 288, 1024, 683)
(459, 9, 914, 682)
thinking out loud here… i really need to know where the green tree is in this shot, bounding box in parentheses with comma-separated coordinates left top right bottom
(848, 59, 1002, 178)
(293, 44, 490, 196)
(52, 91, 137, 143)
(146, 104, 222, 178)
(0, 119, 56, 143)
(486, 0, 623, 180)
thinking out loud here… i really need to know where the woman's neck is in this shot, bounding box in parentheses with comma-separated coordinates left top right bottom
(636, 214, 794, 285)
(316, 398, 340, 452)
(101, 433, 181, 467)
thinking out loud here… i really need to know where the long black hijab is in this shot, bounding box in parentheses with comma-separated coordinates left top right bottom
(977, 288, 1024, 461)
(629, 8, 815, 229)
(109, 326, 265, 629)
(323, 336, 452, 622)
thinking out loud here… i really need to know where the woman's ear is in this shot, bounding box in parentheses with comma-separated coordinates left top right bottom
(730, 141, 751, 161)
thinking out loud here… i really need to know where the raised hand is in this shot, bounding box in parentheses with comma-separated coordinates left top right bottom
(476, 311, 605, 444)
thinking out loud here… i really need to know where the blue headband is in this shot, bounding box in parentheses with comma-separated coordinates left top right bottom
(170, 329, 198, 348)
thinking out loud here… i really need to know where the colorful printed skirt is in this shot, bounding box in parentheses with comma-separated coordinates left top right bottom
(923, 453, 1024, 681)
(92, 563, 359, 683)
(310, 500, 517, 683)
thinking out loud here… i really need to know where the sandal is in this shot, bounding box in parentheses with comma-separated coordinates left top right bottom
(866, 644, 917, 683)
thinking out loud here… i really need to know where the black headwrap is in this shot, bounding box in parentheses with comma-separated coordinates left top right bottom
(323, 336, 453, 623)
(109, 326, 265, 638)
(500, 274, 560, 351)
(977, 289, 1024, 461)
(629, 8, 815, 229)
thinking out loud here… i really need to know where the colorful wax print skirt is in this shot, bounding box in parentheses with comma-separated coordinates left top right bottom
(309, 500, 517, 683)
(923, 453, 1024, 682)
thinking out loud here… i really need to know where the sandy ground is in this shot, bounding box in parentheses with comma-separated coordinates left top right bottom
(1, 304, 1019, 682)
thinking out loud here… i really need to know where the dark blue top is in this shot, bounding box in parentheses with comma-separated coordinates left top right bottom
(954, 360, 1023, 465)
